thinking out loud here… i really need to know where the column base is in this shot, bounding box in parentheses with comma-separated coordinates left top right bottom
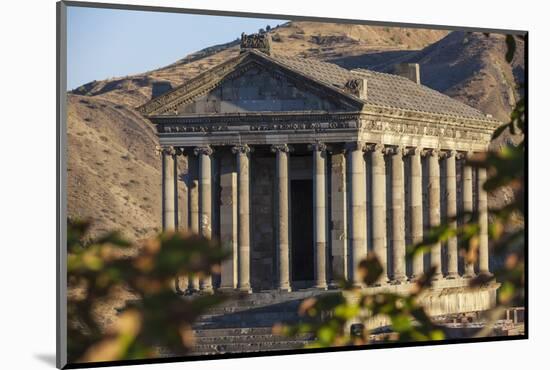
(277, 286, 292, 292)
(314, 283, 328, 290)
(181, 288, 200, 296)
(238, 286, 253, 294)
(217, 286, 235, 291)
(408, 275, 422, 282)
(390, 276, 407, 285)
(445, 273, 460, 279)
(431, 273, 444, 281)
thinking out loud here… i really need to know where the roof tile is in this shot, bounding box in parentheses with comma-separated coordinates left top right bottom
(268, 53, 492, 120)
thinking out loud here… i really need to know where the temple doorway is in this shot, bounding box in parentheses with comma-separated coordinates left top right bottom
(290, 179, 314, 284)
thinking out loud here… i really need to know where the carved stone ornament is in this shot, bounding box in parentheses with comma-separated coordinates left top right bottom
(344, 78, 367, 99)
(156, 145, 176, 156)
(365, 143, 385, 153)
(231, 144, 252, 155)
(386, 145, 405, 156)
(422, 148, 442, 158)
(240, 32, 272, 55)
(456, 151, 473, 160)
(270, 144, 292, 153)
(308, 142, 327, 152)
(404, 147, 423, 156)
(444, 149, 457, 158)
(194, 145, 214, 156)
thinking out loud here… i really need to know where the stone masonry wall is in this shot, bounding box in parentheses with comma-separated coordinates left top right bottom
(330, 152, 347, 281)
(251, 155, 276, 290)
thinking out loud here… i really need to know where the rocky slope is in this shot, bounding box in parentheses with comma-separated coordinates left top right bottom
(67, 94, 162, 239)
(67, 21, 524, 240)
(331, 31, 524, 123)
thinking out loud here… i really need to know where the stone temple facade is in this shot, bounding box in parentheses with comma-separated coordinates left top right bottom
(138, 34, 500, 316)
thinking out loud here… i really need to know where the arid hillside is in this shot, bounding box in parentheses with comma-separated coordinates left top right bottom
(331, 31, 524, 123)
(67, 21, 523, 240)
(67, 94, 161, 240)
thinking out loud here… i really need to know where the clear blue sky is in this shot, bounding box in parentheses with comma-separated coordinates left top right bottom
(67, 6, 287, 89)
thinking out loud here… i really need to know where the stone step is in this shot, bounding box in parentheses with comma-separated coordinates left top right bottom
(193, 327, 274, 337)
(196, 310, 303, 323)
(187, 289, 335, 312)
(188, 340, 312, 355)
(203, 301, 302, 315)
(194, 333, 315, 345)
(193, 320, 308, 330)
(183, 290, 325, 355)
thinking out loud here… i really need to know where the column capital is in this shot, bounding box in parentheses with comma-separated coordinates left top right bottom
(442, 149, 457, 159)
(422, 148, 443, 158)
(231, 144, 252, 155)
(386, 145, 405, 156)
(271, 144, 292, 153)
(344, 141, 365, 152)
(308, 142, 327, 152)
(156, 145, 176, 156)
(194, 145, 214, 156)
(456, 150, 474, 160)
(364, 143, 385, 153)
(404, 146, 423, 156)
(174, 147, 185, 156)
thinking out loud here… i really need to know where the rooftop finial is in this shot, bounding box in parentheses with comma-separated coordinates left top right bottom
(240, 32, 272, 55)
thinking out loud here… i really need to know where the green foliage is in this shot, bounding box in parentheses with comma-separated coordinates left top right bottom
(505, 35, 517, 63)
(67, 220, 229, 364)
(471, 93, 525, 307)
(275, 257, 445, 347)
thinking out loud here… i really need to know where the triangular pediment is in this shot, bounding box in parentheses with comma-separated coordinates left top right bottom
(138, 51, 364, 116)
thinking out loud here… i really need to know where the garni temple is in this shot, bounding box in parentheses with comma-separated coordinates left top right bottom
(137, 34, 500, 337)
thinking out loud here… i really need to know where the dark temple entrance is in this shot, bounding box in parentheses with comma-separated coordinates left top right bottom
(291, 179, 314, 283)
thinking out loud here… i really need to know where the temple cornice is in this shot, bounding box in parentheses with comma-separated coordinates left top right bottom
(149, 109, 499, 146)
(151, 114, 495, 150)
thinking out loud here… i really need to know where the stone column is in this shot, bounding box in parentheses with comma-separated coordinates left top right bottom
(390, 146, 406, 283)
(462, 152, 475, 278)
(409, 147, 424, 279)
(477, 167, 490, 275)
(232, 145, 252, 292)
(311, 142, 328, 289)
(194, 145, 214, 291)
(176, 148, 188, 232)
(370, 144, 388, 285)
(161, 146, 177, 231)
(445, 150, 459, 279)
(173, 148, 188, 294)
(271, 144, 291, 291)
(346, 142, 367, 286)
(426, 149, 443, 279)
(330, 150, 347, 282)
(219, 153, 237, 290)
(188, 155, 200, 291)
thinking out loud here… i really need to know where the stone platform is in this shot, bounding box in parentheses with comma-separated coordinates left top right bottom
(183, 280, 499, 356)
(187, 290, 321, 356)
